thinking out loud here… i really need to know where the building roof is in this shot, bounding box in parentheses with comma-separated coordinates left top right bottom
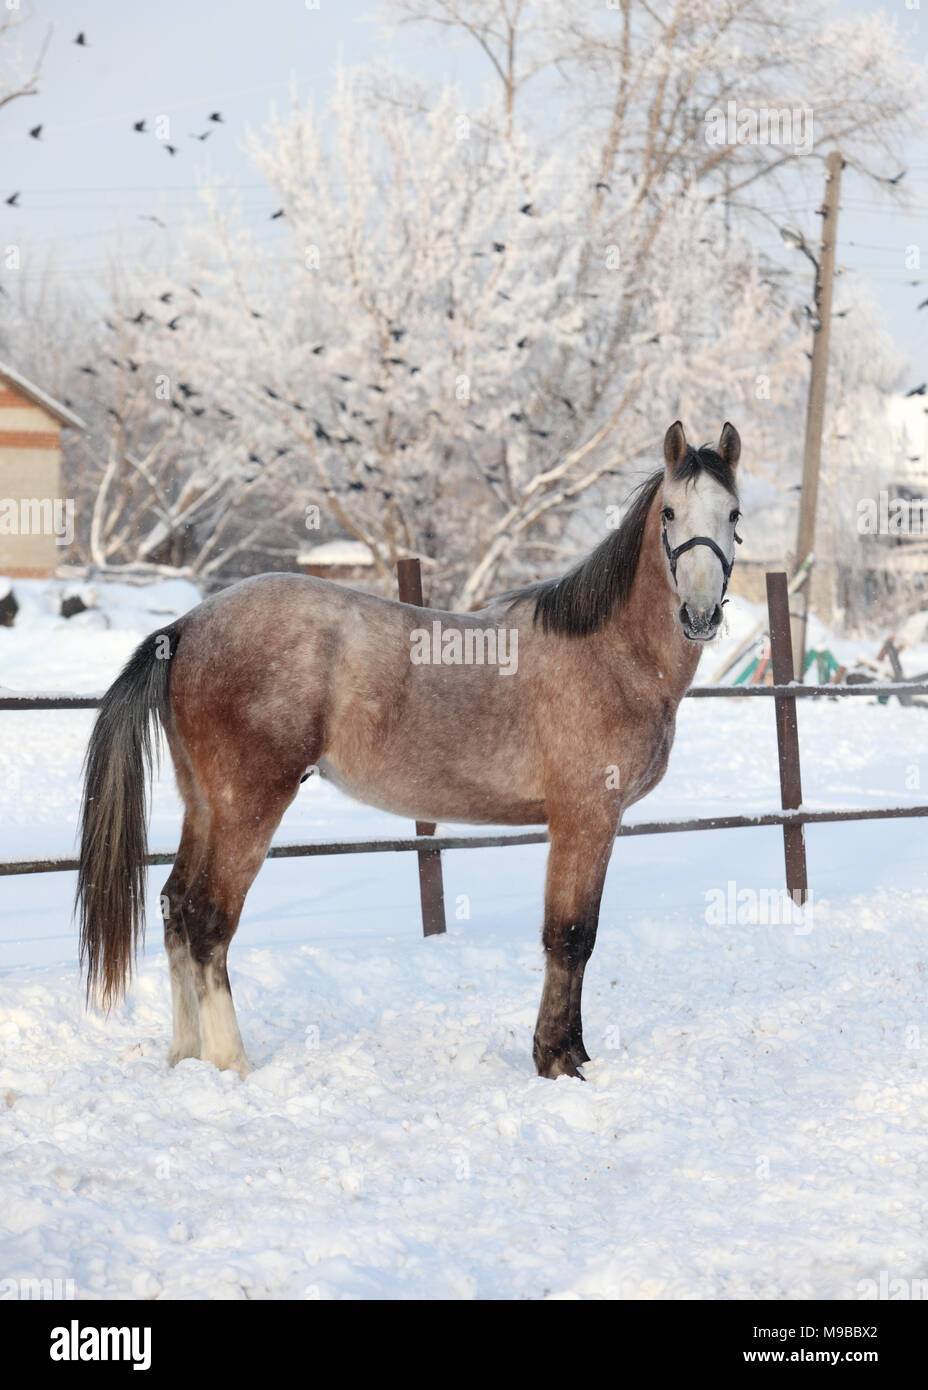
(0, 362, 86, 430)
(297, 538, 376, 566)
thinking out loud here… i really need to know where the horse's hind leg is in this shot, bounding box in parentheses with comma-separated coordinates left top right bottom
(533, 814, 614, 1079)
(184, 792, 299, 1077)
(162, 818, 206, 1067)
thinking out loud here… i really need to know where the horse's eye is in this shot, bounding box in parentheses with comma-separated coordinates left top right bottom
(662, 507, 674, 522)
(729, 509, 741, 523)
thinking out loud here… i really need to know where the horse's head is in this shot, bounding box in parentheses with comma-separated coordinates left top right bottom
(660, 420, 741, 642)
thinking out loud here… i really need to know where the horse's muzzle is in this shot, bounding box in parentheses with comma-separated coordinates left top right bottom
(679, 602, 722, 642)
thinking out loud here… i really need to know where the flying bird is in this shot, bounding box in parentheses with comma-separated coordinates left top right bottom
(158, 292, 173, 303)
(918, 299, 928, 311)
(74, 33, 88, 46)
(905, 383, 926, 397)
(270, 208, 285, 220)
(208, 112, 224, 123)
(139, 214, 165, 227)
(29, 124, 42, 140)
(885, 170, 906, 185)
(311, 344, 325, 355)
(520, 202, 534, 215)
(190, 131, 212, 141)
(127, 310, 148, 324)
(78, 365, 98, 376)
(5, 192, 20, 207)
(165, 316, 181, 330)
(164, 144, 178, 156)
(595, 182, 611, 192)
(133, 120, 146, 133)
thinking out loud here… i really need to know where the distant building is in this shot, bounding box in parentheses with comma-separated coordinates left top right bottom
(298, 538, 377, 583)
(0, 363, 84, 577)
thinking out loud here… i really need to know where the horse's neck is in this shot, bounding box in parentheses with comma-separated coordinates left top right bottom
(608, 495, 700, 702)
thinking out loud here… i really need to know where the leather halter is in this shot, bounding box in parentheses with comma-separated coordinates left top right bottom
(662, 524, 742, 601)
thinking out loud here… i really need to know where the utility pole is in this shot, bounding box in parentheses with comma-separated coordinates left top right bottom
(791, 149, 844, 676)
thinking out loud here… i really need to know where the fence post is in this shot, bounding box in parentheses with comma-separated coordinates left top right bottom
(766, 571, 808, 905)
(396, 557, 448, 937)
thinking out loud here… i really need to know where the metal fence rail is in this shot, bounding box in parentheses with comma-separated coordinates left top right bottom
(3, 804, 927, 879)
(5, 681, 928, 711)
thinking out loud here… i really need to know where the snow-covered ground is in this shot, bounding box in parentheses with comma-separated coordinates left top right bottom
(2, 576, 928, 1299)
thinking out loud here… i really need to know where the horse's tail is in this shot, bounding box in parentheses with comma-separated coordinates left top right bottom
(77, 624, 180, 1010)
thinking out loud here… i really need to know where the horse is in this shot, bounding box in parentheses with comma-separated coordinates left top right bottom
(77, 420, 741, 1080)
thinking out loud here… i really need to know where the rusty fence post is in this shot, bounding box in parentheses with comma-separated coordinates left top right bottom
(396, 557, 447, 937)
(766, 571, 809, 905)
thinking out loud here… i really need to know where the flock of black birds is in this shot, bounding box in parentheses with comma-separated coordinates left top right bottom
(134, 109, 225, 159)
(74, 265, 589, 494)
(4, 91, 295, 223)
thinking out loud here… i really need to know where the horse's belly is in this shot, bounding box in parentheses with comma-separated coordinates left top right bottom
(316, 755, 546, 827)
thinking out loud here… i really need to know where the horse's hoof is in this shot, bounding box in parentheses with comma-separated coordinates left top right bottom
(214, 1054, 252, 1080)
(533, 1043, 585, 1080)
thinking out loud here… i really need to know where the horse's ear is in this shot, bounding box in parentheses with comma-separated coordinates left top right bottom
(663, 421, 687, 470)
(718, 422, 741, 470)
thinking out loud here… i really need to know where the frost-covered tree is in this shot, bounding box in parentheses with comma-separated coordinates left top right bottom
(152, 70, 803, 605)
(0, 8, 50, 115)
(0, 262, 304, 579)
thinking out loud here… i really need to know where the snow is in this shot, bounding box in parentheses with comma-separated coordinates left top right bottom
(2, 576, 928, 1299)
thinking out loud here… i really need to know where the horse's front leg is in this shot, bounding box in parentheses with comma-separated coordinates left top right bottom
(533, 816, 615, 1079)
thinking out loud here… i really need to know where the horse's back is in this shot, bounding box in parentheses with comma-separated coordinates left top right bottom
(165, 572, 548, 824)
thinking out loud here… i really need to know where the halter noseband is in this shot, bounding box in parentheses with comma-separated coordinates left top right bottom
(662, 525, 742, 601)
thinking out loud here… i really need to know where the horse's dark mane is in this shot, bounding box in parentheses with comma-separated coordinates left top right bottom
(501, 444, 738, 637)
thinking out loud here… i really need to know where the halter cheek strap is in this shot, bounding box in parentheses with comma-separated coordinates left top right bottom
(662, 526, 743, 601)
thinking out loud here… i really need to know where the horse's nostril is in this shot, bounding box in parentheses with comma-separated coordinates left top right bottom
(711, 605, 722, 627)
(679, 603, 690, 628)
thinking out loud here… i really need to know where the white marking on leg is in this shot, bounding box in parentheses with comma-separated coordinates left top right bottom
(167, 940, 201, 1066)
(196, 963, 251, 1078)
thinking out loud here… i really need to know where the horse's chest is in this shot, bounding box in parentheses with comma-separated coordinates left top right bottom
(621, 699, 677, 806)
